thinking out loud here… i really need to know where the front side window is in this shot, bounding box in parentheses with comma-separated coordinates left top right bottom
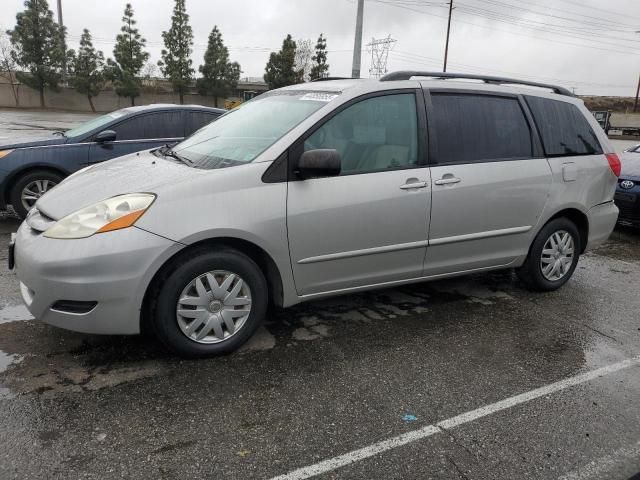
(431, 93, 533, 164)
(304, 93, 419, 175)
(525, 96, 602, 157)
(65, 110, 127, 138)
(171, 90, 336, 169)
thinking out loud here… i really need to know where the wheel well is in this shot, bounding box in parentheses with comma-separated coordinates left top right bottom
(140, 237, 285, 335)
(548, 208, 589, 253)
(4, 166, 67, 204)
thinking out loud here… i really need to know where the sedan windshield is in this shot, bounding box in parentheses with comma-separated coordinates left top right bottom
(64, 110, 127, 138)
(171, 90, 338, 169)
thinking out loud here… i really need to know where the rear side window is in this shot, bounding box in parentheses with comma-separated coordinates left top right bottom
(525, 96, 602, 157)
(114, 111, 184, 140)
(185, 111, 220, 136)
(431, 93, 532, 164)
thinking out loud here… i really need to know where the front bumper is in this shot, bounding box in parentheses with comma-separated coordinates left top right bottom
(614, 185, 640, 228)
(14, 221, 181, 335)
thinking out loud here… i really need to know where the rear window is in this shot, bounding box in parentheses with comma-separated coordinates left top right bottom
(431, 93, 533, 164)
(525, 96, 602, 157)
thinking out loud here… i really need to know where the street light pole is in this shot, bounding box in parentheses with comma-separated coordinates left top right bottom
(351, 0, 365, 79)
(443, 0, 453, 72)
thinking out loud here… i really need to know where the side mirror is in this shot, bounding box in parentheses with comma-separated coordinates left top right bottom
(297, 149, 341, 179)
(95, 130, 117, 143)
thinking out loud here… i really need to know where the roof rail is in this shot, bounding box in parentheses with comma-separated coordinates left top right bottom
(379, 71, 574, 96)
(310, 76, 355, 82)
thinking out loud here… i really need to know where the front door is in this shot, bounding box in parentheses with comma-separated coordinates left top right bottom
(287, 91, 431, 296)
(424, 91, 552, 276)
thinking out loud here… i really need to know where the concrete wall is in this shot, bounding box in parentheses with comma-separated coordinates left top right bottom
(0, 83, 236, 112)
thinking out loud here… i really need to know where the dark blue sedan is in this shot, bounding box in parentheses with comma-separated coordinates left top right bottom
(0, 104, 224, 218)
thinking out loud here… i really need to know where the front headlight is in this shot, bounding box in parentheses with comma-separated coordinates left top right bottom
(0, 150, 14, 159)
(44, 193, 156, 239)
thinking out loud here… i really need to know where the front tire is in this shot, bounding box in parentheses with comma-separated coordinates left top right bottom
(152, 248, 268, 358)
(517, 218, 581, 291)
(10, 170, 63, 219)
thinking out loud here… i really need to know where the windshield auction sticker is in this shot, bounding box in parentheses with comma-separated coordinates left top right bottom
(300, 92, 340, 102)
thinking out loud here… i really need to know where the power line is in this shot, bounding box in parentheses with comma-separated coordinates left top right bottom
(369, 0, 640, 56)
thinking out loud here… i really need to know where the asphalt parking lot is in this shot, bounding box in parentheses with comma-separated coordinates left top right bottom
(0, 109, 639, 479)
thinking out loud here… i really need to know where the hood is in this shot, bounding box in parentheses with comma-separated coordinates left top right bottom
(0, 136, 67, 150)
(36, 150, 203, 219)
(620, 151, 640, 179)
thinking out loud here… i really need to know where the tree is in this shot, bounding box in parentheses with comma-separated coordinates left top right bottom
(68, 29, 104, 112)
(196, 26, 241, 108)
(0, 31, 19, 106)
(107, 3, 149, 106)
(7, 0, 66, 108)
(264, 34, 302, 90)
(310, 34, 329, 81)
(158, 0, 194, 104)
(294, 38, 313, 82)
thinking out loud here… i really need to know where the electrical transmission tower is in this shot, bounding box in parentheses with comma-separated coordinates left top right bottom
(367, 36, 397, 78)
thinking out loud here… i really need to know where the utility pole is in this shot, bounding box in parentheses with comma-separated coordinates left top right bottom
(634, 73, 640, 112)
(351, 0, 364, 78)
(443, 0, 453, 72)
(56, 0, 63, 26)
(56, 0, 66, 81)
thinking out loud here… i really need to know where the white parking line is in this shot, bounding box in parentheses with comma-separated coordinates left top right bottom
(559, 440, 640, 480)
(270, 356, 640, 480)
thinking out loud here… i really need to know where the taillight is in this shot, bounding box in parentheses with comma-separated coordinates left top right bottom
(605, 153, 621, 177)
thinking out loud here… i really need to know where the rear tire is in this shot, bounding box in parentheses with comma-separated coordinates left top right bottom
(10, 170, 63, 219)
(152, 248, 268, 358)
(517, 218, 581, 292)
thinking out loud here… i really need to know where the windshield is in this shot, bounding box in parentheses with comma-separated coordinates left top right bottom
(64, 110, 127, 138)
(171, 90, 338, 169)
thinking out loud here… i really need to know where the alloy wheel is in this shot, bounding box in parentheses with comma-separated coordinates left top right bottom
(21, 179, 57, 212)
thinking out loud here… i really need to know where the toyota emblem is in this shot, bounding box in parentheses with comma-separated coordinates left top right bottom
(620, 180, 635, 189)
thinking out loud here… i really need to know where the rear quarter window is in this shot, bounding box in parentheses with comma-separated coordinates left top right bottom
(114, 111, 184, 140)
(525, 96, 602, 157)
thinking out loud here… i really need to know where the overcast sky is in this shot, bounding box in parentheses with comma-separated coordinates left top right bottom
(2, 0, 639, 96)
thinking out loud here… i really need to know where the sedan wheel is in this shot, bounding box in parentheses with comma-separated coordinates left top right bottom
(176, 270, 252, 344)
(21, 179, 57, 213)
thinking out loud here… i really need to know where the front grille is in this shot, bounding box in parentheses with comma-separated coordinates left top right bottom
(614, 191, 640, 224)
(50, 300, 97, 314)
(26, 208, 56, 233)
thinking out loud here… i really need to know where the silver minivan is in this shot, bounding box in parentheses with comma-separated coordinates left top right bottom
(11, 72, 620, 357)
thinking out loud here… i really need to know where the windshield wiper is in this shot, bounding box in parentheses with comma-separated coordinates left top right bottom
(156, 144, 193, 165)
(52, 130, 67, 138)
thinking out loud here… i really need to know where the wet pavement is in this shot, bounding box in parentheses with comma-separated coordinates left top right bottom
(0, 224, 639, 479)
(0, 110, 639, 479)
(0, 109, 97, 144)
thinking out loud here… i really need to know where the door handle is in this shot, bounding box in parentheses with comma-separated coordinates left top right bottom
(434, 176, 461, 186)
(400, 180, 427, 190)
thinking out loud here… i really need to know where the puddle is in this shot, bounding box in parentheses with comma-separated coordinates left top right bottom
(0, 350, 22, 399)
(0, 304, 33, 325)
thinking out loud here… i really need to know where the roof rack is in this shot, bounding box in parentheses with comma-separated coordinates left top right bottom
(310, 76, 355, 82)
(379, 71, 574, 97)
